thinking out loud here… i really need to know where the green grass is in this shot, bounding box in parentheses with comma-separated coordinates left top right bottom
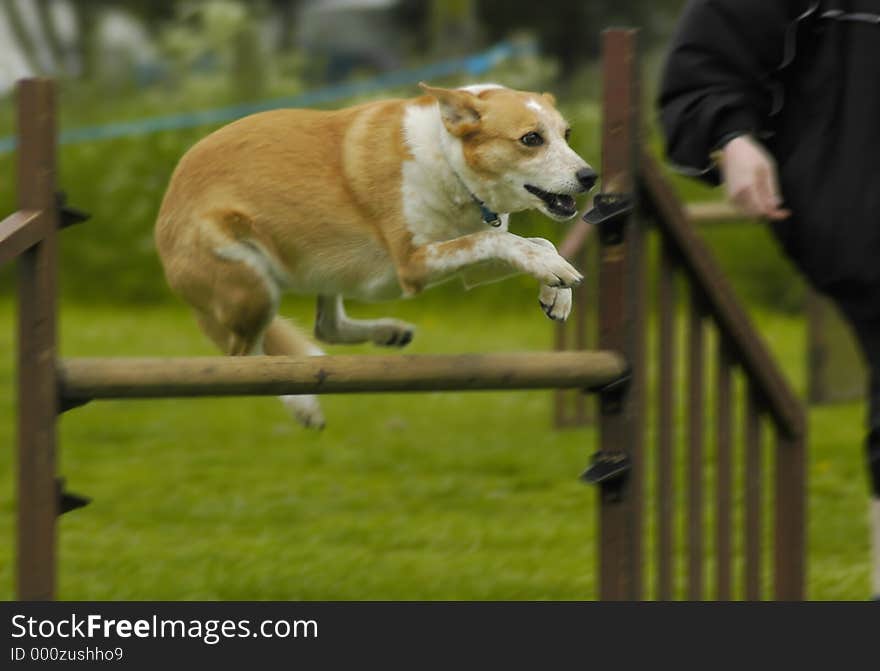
(0, 286, 872, 600)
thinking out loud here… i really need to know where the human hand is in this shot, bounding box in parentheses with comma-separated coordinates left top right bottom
(720, 135, 791, 221)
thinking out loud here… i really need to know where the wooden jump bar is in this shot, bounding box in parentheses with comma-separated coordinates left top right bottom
(686, 202, 745, 223)
(58, 351, 628, 401)
(0, 210, 45, 266)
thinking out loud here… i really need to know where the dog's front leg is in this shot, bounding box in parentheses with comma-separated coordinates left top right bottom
(399, 230, 582, 303)
(529, 238, 575, 322)
(458, 237, 576, 321)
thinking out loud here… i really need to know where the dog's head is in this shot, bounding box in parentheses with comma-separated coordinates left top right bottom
(419, 82, 596, 221)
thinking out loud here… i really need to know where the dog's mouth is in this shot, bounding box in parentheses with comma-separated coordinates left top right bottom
(524, 184, 578, 219)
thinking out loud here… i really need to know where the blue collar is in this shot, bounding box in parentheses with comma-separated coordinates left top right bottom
(472, 194, 501, 227)
(453, 168, 502, 226)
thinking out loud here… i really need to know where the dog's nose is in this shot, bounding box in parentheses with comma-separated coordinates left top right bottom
(576, 167, 598, 191)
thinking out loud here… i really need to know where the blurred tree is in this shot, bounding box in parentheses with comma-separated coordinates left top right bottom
(2, 0, 170, 82)
(71, 0, 102, 78)
(477, 0, 687, 84)
(429, 0, 480, 57)
(232, 20, 267, 99)
(268, 0, 303, 51)
(2, 0, 47, 75)
(394, 0, 428, 50)
(67, 0, 176, 79)
(35, 0, 66, 73)
(119, 0, 178, 34)
(157, 1, 269, 100)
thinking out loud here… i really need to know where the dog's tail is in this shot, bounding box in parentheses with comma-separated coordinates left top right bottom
(263, 316, 324, 357)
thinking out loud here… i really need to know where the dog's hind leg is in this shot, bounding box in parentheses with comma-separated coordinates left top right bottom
(195, 309, 326, 429)
(263, 317, 326, 429)
(195, 309, 264, 357)
(314, 295, 415, 348)
(194, 304, 326, 430)
(183, 233, 326, 428)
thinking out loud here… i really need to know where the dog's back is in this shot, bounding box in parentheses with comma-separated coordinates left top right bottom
(156, 100, 416, 312)
(157, 102, 404, 268)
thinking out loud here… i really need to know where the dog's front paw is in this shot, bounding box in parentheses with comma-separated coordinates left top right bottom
(370, 319, 416, 348)
(521, 247, 583, 289)
(539, 285, 573, 321)
(280, 394, 326, 430)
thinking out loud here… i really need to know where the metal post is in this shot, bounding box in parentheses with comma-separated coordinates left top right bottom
(596, 29, 644, 600)
(16, 78, 59, 600)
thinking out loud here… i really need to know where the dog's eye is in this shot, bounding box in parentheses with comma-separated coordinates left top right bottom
(564, 128, 571, 142)
(520, 132, 544, 147)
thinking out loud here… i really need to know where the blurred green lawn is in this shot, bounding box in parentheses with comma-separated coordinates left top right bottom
(0, 285, 871, 600)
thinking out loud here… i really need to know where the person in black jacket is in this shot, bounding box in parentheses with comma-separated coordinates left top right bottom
(658, 0, 880, 599)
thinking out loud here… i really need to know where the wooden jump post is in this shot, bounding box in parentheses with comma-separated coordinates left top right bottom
(9, 80, 60, 602)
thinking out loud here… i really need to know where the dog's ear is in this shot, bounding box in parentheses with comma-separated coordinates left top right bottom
(541, 92, 557, 108)
(419, 83, 482, 137)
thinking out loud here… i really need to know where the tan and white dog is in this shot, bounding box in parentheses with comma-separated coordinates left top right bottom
(155, 83, 597, 428)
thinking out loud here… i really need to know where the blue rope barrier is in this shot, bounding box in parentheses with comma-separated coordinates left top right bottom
(0, 41, 535, 155)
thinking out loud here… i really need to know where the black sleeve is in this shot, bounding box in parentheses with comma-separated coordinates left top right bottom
(657, 0, 815, 183)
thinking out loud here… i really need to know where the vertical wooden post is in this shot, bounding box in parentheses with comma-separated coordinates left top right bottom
(16, 78, 59, 600)
(686, 289, 705, 600)
(774, 430, 806, 600)
(597, 29, 643, 601)
(744, 388, 763, 600)
(715, 340, 734, 600)
(656, 241, 677, 600)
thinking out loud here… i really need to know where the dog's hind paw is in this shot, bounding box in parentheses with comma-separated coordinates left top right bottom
(280, 394, 326, 430)
(370, 319, 416, 348)
(539, 285, 573, 321)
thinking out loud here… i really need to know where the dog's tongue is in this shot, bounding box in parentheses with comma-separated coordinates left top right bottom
(555, 195, 575, 210)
